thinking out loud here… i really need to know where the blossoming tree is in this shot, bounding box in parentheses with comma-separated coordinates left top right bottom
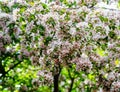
(0, 0, 120, 92)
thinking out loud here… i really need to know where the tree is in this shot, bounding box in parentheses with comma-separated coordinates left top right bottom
(0, 0, 120, 92)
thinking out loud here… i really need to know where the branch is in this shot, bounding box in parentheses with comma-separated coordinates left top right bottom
(6, 61, 22, 74)
(0, 60, 22, 79)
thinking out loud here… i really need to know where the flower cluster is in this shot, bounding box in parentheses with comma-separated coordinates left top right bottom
(37, 70, 53, 85)
(73, 56, 92, 72)
(111, 81, 120, 92)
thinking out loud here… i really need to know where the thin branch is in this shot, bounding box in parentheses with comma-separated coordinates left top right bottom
(0, 61, 6, 77)
(68, 78, 74, 92)
(68, 67, 75, 92)
(6, 61, 22, 74)
(0, 60, 22, 79)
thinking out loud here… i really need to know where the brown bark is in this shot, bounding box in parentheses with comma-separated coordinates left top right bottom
(54, 73, 60, 92)
(53, 64, 61, 92)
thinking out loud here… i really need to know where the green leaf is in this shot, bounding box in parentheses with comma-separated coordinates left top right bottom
(38, 24, 45, 36)
(1, 4, 11, 13)
(44, 36, 53, 45)
(96, 47, 105, 56)
(41, 3, 48, 9)
(61, 67, 69, 77)
(99, 16, 108, 22)
(46, 17, 56, 27)
(108, 31, 116, 39)
(115, 59, 120, 67)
